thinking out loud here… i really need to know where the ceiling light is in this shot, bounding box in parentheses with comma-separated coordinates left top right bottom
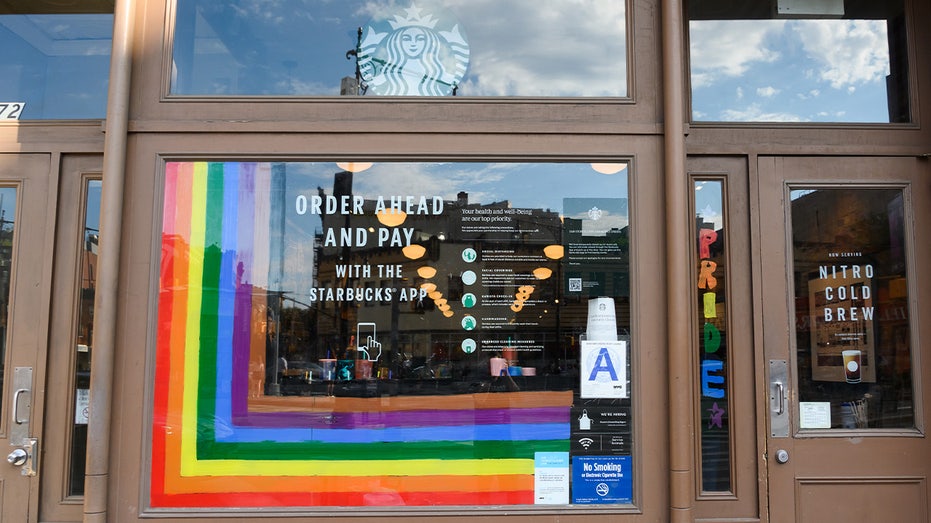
(402, 244, 426, 259)
(543, 245, 565, 260)
(590, 163, 628, 175)
(336, 162, 373, 173)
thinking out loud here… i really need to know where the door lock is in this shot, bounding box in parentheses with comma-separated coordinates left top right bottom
(7, 448, 27, 466)
(5, 439, 38, 476)
(775, 449, 790, 464)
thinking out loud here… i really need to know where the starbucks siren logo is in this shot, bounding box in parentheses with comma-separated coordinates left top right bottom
(357, 4, 469, 96)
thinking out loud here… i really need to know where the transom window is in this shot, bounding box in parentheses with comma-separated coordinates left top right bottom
(688, 0, 909, 123)
(0, 1, 112, 120)
(170, 1, 628, 97)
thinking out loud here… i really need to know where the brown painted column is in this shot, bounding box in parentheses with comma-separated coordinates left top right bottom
(83, 0, 135, 521)
(661, 0, 695, 521)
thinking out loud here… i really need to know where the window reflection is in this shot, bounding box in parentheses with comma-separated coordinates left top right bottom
(689, 1, 908, 123)
(693, 179, 731, 491)
(791, 188, 913, 429)
(151, 161, 635, 508)
(68, 179, 101, 496)
(0, 5, 112, 120)
(0, 188, 15, 423)
(171, 0, 627, 97)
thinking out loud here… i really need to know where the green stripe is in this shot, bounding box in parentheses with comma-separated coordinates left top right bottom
(190, 162, 569, 462)
(197, 438, 569, 461)
(197, 162, 224, 458)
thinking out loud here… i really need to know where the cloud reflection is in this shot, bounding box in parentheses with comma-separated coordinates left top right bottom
(690, 18, 893, 122)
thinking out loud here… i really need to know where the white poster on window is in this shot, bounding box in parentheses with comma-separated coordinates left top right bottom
(580, 340, 627, 399)
(799, 402, 831, 429)
(75, 388, 90, 425)
(534, 452, 569, 504)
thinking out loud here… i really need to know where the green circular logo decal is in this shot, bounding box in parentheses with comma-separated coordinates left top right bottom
(357, 5, 470, 96)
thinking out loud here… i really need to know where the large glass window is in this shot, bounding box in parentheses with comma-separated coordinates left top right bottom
(693, 179, 731, 491)
(791, 188, 913, 430)
(170, 1, 627, 97)
(0, 2, 113, 120)
(689, 0, 909, 123)
(0, 188, 16, 421)
(68, 179, 101, 496)
(150, 161, 634, 508)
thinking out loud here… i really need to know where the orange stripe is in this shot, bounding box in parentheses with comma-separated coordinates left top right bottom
(248, 286, 267, 395)
(246, 390, 573, 413)
(164, 162, 193, 490)
(163, 470, 532, 495)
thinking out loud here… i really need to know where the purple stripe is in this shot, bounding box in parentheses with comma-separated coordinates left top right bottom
(217, 161, 570, 431)
(232, 406, 570, 429)
(231, 164, 256, 414)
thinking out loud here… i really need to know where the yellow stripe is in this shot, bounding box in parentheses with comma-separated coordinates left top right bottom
(182, 458, 534, 477)
(180, 162, 208, 476)
(175, 160, 530, 479)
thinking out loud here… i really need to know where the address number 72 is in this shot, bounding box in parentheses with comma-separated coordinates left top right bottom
(0, 103, 25, 120)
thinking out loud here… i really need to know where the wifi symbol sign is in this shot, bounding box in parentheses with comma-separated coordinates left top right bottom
(578, 437, 595, 449)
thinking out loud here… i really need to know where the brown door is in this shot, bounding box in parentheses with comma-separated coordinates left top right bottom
(0, 154, 54, 522)
(757, 156, 931, 523)
(39, 155, 102, 521)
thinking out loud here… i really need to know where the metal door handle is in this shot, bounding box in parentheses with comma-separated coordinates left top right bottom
(769, 360, 789, 438)
(12, 388, 29, 424)
(774, 382, 785, 416)
(6, 440, 38, 476)
(7, 448, 27, 466)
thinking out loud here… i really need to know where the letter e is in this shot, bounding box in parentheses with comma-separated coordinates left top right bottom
(701, 360, 725, 398)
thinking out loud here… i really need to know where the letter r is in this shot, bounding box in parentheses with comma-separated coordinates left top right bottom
(697, 260, 717, 289)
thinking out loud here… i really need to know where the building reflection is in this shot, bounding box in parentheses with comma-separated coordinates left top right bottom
(268, 166, 631, 397)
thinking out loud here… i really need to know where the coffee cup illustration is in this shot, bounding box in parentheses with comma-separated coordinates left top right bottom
(842, 350, 861, 384)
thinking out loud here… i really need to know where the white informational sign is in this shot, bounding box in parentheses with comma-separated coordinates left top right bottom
(0, 102, 25, 120)
(75, 388, 90, 425)
(534, 452, 570, 504)
(799, 402, 831, 429)
(580, 340, 628, 399)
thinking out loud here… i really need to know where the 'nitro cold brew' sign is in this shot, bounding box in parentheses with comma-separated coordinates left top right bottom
(808, 261, 876, 383)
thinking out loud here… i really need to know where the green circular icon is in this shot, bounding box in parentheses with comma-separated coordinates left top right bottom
(462, 293, 476, 308)
(461, 338, 476, 354)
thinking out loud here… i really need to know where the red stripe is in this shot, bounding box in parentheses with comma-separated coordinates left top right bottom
(151, 489, 534, 507)
(150, 162, 179, 500)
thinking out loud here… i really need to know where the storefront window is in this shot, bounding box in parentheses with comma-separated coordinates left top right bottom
(170, 1, 628, 97)
(0, 3, 112, 120)
(689, 0, 909, 123)
(791, 188, 913, 430)
(151, 161, 634, 508)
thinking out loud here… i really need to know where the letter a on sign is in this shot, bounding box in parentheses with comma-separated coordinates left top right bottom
(588, 349, 619, 381)
(580, 340, 628, 399)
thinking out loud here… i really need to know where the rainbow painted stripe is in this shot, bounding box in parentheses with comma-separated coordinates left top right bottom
(150, 161, 572, 507)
